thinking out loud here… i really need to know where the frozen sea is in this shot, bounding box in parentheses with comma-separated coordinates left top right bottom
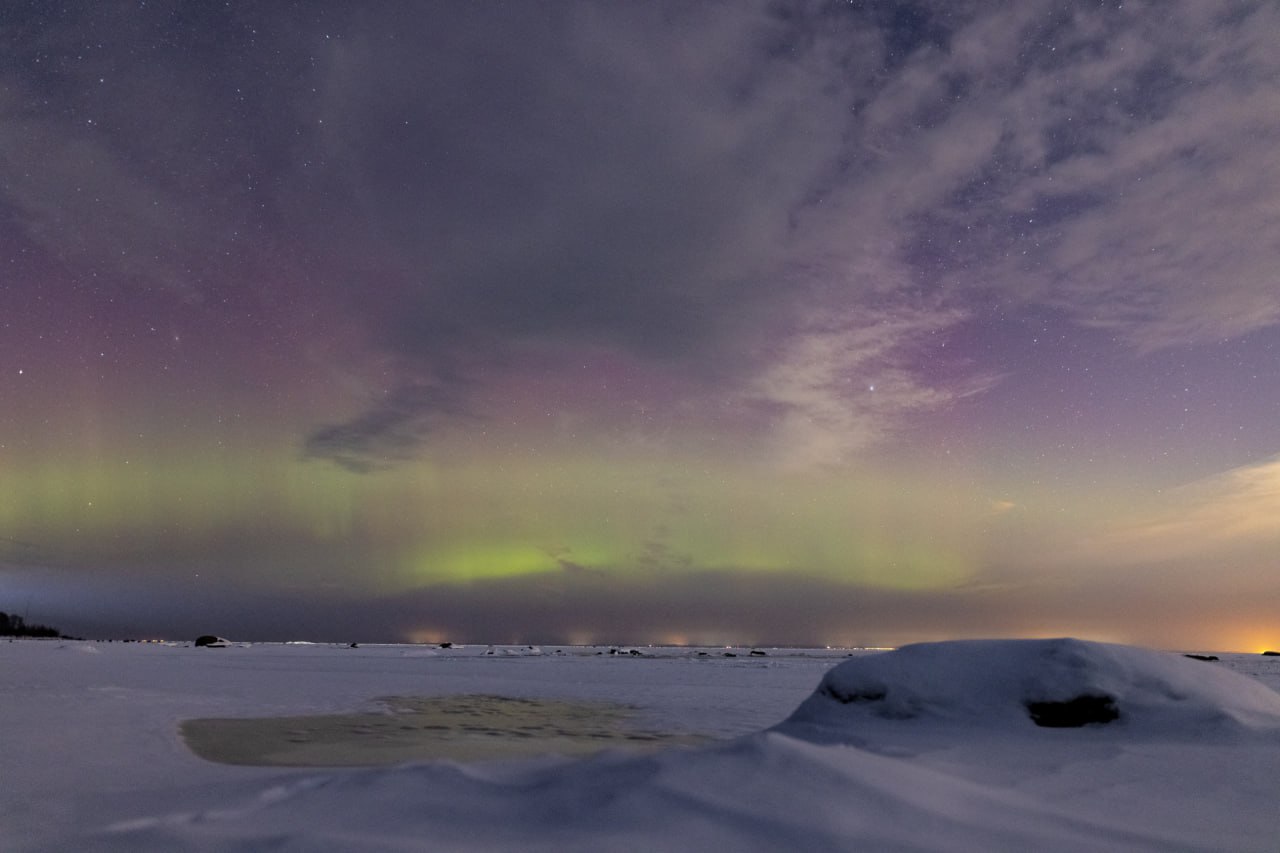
(4, 637, 1279, 851)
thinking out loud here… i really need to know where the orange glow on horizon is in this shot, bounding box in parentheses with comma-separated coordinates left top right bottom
(405, 628, 447, 645)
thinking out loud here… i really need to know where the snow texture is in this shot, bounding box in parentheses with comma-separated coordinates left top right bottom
(6, 637, 1280, 852)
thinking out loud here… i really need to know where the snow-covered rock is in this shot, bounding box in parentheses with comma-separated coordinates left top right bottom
(780, 637, 1280, 742)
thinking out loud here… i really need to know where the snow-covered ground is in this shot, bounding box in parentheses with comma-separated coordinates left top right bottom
(4, 638, 1279, 851)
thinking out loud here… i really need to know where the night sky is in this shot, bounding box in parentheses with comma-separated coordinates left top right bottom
(3, 1, 1278, 650)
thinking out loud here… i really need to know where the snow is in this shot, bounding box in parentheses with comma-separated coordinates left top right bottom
(788, 638, 1280, 735)
(5, 637, 1279, 851)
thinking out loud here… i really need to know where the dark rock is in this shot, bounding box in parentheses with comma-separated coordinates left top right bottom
(194, 635, 228, 648)
(349, 642, 359, 648)
(749, 649, 768, 657)
(1183, 654, 1218, 662)
(439, 642, 453, 649)
(723, 652, 737, 657)
(1025, 694, 1119, 727)
(820, 685, 887, 705)
(1262, 651, 1280, 657)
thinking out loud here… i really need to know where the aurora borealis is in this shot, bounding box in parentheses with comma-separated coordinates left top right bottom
(3, 2, 1279, 650)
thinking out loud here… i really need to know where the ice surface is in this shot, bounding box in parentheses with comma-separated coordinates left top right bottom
(181, 694, 710, 766)
(5, 638, 1280, 851)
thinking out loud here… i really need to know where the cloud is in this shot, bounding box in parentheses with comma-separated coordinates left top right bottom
(1081, 454, 1280, 564)
(289, 3, 881, 465)
(303, 0, 1280, 467)
(294, 3, 1038, 467)
(302, 380, 473, 472)
(313, 3, 853, 356)
(744, 305, 996, 469)
(915, 0, 1280, 350)
(13, 1, 1279, 472)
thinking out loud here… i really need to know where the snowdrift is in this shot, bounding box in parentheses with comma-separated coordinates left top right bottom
(43, 639, 1280, 852)
(782, 637, 1280, 741)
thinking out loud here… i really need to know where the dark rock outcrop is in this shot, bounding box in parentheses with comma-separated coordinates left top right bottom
(1025, 694, 1119, 727)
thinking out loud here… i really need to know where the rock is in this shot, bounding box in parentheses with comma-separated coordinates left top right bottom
(1025, 694, 1120, 727)
(194, 635, 228, 648)
(749, 649, 768, 657)
(819, 685, 887, 705)
(1183, 654, 1219, 662)
(1263, 650, 1280, 657)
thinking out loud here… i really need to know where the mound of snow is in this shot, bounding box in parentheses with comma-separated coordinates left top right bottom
(91, 731, 1189, 853)
(780, 638, 1280, 741)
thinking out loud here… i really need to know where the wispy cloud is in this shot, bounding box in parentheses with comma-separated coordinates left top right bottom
(1082, 454, 1280, 563)
(303, 380, 473, 472)
(745, 305, 996, 469)
(915, 0, 1280, 350)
